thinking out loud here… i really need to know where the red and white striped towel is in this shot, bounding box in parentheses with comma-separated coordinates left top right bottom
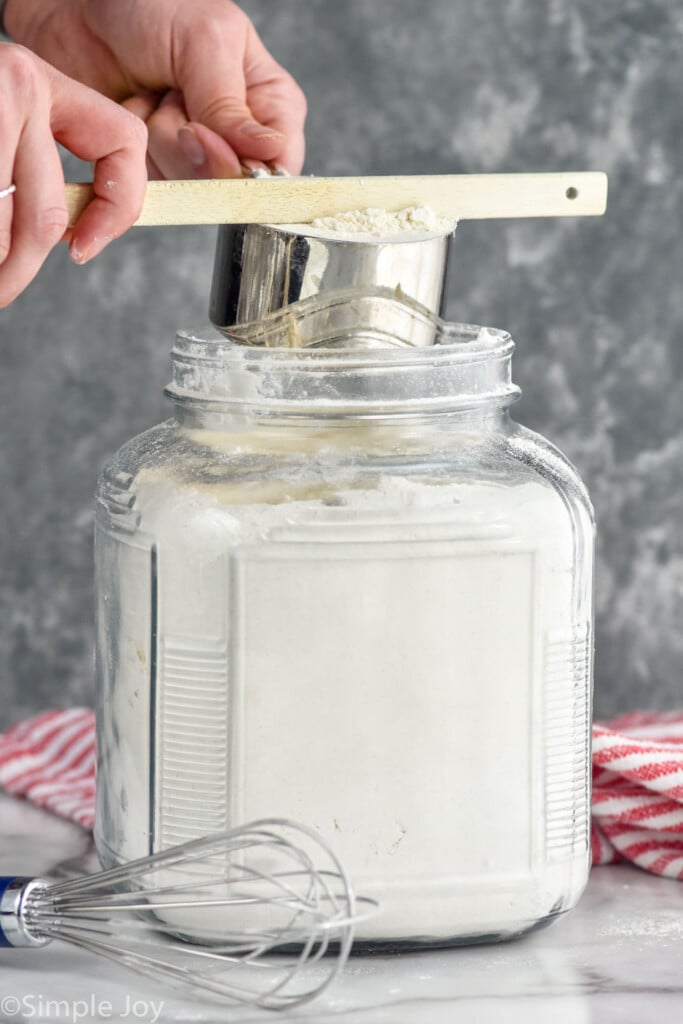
(0, 708, 96, 829)
(591, 710, 683, 877)
(3, 707, 683, 878)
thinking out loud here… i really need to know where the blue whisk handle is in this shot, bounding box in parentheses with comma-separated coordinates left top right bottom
(0, 876, 51, 948)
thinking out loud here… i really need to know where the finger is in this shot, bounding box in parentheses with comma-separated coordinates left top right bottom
(0, 183, 15, 270)
(239, 24, 307, 173)
(245, 78, 307, 174)
(240, 158, 270, 177)
(146, 153, 164, 181)
(121, 90, 163, 123)
(174, 19, 286, 165)
(147, 91, 241, 179)
(0, 57, 68, 306)
(0, 130, 66, 306)
(48, 68, 148, 263)
(122, 92, 166, 179)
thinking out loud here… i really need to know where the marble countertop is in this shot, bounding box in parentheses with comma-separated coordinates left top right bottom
(1, 794, 682, 1024)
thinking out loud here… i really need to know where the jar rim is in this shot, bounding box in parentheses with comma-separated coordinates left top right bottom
(171, 325, 513, 373)
(173, 294, 514, 369)
(167, 294, 518, 412)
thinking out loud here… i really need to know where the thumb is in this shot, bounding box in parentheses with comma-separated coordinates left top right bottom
(176, 36, 284, 161)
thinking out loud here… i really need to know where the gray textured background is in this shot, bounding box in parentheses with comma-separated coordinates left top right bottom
(1, 0, 681, 725)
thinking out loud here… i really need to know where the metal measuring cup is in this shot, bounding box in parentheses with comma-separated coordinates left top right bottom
(209, 222, 453, 344)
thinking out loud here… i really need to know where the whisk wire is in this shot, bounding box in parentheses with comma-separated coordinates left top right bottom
(51, 926, 338, 1009)
(9, 818, 379, 1010)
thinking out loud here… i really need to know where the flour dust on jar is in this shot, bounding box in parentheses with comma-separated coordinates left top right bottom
(94, 289, 594, 949)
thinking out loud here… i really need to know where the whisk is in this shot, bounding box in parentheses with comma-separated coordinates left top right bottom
(0, 817, 378, 1010)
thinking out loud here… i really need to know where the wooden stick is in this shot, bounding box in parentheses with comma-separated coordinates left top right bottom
(64, 172, 607, 228)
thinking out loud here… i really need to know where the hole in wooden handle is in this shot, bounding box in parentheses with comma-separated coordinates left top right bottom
(566, 186, 579, 200)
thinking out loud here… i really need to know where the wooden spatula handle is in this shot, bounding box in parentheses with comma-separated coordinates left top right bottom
(64, 172, 607, 228)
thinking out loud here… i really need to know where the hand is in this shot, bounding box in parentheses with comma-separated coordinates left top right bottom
(5, 0, 307, 180)
(0, 42, 147, 307)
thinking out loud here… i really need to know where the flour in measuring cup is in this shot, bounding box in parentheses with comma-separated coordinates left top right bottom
(307, 205, 456, 240)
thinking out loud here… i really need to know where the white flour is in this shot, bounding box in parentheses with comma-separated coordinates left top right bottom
(95, 438, 592, 942)
(307, 205, 456, 240)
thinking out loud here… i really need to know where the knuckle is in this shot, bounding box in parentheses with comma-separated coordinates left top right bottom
(226, 1, 248, 26)
(3, 45, 42, 99)
(198, 95, 249, 128)
(32, 205, 69, 246)
(127, 114, 149, 149)
(293, 83, 308, 118)
(112, 109, 148, 154)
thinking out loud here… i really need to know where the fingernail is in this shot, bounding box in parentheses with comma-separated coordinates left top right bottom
(240, 160, 271, 178)
(178, 126, 207, 167)
(240, 120, 284, 140)
(69, 234, 113, 264)
(69, 240, 86, 264)
(271, 164, 290, 177)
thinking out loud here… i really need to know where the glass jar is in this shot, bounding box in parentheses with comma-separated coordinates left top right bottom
(94, 293, 594, 947)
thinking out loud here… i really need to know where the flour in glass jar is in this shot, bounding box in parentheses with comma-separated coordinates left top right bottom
(96, 440, 592, 942)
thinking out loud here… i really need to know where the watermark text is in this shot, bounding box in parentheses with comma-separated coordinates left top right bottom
(0, 994, 164, 1023)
